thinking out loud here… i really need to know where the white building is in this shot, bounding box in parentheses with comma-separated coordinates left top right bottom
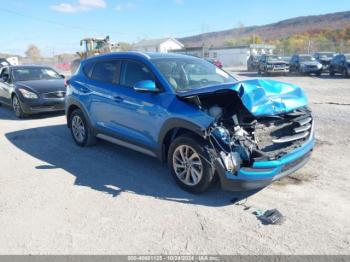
(173, 44, 275, 67)
(6, 56, 19, 65)
(133, 38, 184, 53)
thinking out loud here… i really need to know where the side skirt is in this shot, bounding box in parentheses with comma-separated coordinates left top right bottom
(96, 133, 157, 158)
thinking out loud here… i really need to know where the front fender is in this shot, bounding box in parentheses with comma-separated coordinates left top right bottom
(157, 117, 211, 161)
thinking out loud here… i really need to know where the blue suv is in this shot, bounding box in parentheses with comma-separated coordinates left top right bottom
(66, 52, 315, 193)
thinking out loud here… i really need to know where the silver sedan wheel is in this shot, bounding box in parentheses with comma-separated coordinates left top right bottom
(12, 96, 21, 116)
(173, 145, 203, 186)
(72, 115, 86, 143)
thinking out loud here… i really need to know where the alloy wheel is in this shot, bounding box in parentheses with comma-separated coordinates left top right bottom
(172, 145, 203, 186)
(71, 115, 86, 143)
(12, 96, 21, 116)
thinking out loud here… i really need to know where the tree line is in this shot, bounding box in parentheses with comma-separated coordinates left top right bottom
(224, 25, 350, 55)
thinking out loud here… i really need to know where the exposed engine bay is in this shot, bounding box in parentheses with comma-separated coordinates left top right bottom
(182, 90, 313, 173)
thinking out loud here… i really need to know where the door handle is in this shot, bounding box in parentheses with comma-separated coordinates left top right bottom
(113, 96, 123, 103)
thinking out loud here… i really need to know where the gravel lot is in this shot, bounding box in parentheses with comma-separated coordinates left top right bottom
(0, 72, 349, 255)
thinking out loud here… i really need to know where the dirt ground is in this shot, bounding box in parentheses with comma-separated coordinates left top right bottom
(0, 72, 349, 255)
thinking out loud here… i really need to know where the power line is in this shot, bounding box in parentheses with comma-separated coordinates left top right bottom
(0, 7, 131, 35)
(0, 7, 220, 39)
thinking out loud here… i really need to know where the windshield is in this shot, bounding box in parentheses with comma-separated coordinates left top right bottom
(267, 55, 282, 62)
(12, 67, 62, 81)
(345, 54, 350, 61)
(299, 56, 315, 62)
(152, 57, 236, 92)
(318, 53, 334, 58)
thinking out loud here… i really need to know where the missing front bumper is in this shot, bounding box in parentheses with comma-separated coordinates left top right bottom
(215, 136, 315, 192)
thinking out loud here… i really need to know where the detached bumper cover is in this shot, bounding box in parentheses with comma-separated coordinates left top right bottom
(217, 124, 315, 191)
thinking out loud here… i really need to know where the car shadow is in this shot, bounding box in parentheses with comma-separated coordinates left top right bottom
(5, 124, 261, 207)
(0, 105, 64, 120)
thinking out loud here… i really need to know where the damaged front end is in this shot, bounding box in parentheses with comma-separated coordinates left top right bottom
(179, 80, 315, 191)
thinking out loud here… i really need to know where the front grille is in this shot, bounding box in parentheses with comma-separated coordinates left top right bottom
(254, 108, 313, 158)
(43, 91, 66, 99)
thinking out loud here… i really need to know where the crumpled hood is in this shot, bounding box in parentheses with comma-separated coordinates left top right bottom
(177, 79, 308, 117)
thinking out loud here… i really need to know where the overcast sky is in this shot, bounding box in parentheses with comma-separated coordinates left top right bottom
(0, 0, 349, 56)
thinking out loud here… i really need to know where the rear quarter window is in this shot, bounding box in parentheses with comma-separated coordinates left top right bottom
(83, 62, 95, 77)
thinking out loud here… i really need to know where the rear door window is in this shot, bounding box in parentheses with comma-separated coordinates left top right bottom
(91, 60, 121, 84)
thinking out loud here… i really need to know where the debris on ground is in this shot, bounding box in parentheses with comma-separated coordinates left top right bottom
(254, 209, 285, 225)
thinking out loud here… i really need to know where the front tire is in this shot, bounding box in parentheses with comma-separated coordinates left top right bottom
(343, 68, 348, 78)
(69, 109, 96, 147)
(168, 135, 214, 194)
(12, 95, 26, 119)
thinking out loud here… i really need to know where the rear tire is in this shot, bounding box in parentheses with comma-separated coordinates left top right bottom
(69, 108, 96, 147)
(12, 95, 26, 119)
(168, 134, 214, 194)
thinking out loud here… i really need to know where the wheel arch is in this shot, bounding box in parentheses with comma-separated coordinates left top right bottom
(66, 100, 92, 130)
(158, 118, 209, 163)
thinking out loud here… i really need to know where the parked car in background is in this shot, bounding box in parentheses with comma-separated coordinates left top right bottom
(258, 55, 289, 75)
(314, 52, 335, 71)
(329, 53, 350, 77)
(0, 65, 66, 118)
(247, 55, 261, 72)
(0, 58, 10, 69)
(281, 56, 291, 66)
(289, 54, 323, 76)
(66, 52, 314, 193)
(205, 58, 223, 68)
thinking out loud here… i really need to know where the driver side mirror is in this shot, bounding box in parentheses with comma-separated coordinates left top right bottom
(133, 80, 160, 93)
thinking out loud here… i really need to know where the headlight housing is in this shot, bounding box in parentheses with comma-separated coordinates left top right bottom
(18, 88, 39, 99)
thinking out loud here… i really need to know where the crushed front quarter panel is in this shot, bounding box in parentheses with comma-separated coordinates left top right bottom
(177, 79, 308, 117)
